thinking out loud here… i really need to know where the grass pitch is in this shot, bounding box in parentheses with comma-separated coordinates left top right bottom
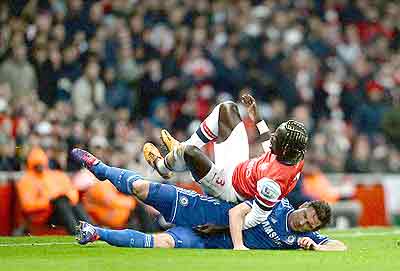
(1, 228, 399, 271)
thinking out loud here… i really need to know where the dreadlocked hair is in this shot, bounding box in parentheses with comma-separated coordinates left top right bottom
(280, 120, 308, 164)
(308, 201, 332, 230)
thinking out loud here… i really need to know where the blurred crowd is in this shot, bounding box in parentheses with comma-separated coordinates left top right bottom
(1, 0, 400, 177)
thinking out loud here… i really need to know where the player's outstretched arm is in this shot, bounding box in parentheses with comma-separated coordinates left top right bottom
(240, 93, 271, 152)
(243, 199, 274, 229)
(229, 202, 251, 250)
(242, 177, 281, 229)
(314, 240, 347, 251)
(298, 237, 347, 251)
(241, 93, 262, 123)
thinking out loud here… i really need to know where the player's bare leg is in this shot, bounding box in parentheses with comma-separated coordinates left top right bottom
(156, 101, 242, 179)
(161, 101, 243, 152)
(144, 102, 247, 200)
(144, 142, 229, 198)
(216, 101, 243, 143)
(144, 143, 212, 181)
(147, 101, 242, 175)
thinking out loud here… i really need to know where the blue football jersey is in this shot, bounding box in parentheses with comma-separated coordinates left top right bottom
(170, 187, 234, 228)
(204, 199, 330, 249)
(161, 185, 329, 250)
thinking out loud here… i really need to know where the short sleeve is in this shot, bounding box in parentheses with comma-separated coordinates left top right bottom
(256, 177, 282, 207)
(244, 200, 253, 208)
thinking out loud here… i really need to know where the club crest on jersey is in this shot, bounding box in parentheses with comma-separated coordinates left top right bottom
(286, 235, 296, 245)
(179, 196, 189, 206)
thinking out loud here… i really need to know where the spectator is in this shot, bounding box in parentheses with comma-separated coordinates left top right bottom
(387, 148, 400, 173)
(345, 135, 372, 173)
(16, 147, 91, 235)
(0, 137, 20, 171)
(104, 66, 132, 110)
(138, 59, 163, 117)
(82, 181, 137, 229)
(0, 44, 37, 101)
(58, 45, 81, 98)
(34, 44, 63, 107)
(71, 58, 105, 120)
(289, 158, 361, 228)
(353, 80, 390, 137)
(0, 0, 398, 205)
(302, 160, 341, 204)
(117, 46, 143, 84)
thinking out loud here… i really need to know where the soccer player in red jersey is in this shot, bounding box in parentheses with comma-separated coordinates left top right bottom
(144, 94, 308, 250)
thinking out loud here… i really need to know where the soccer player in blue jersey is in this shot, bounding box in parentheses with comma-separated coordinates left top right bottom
(71, 148, 346, 251)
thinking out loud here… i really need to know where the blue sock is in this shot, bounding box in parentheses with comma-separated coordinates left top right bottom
(92, 163, 142, 195)
(90, 162, 109, 180)
(95, 227, 154, 248)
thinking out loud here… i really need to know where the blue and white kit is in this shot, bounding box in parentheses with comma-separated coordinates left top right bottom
(146, 183, 330, 249)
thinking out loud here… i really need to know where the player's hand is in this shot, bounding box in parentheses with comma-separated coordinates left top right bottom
(240, 93, 259, 123)
(195, 224, 228, 235)
(298, 237, 319, 250)
(233, 245, 250, 250)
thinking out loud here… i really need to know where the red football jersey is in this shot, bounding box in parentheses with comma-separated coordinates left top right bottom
(232, 151, 303, 207)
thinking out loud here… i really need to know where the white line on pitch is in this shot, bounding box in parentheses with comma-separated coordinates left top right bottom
(327, 230, 400, 237)
(0, 242, 76, 247)
(0, 230, 399, 247)
(0, 241, 108, 247)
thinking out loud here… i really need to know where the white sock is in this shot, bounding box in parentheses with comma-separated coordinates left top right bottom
(184, 133, 207, 149)
(164, 145, 187, 172)
(184, 104, 221, 147)
(155, 158, 170, 175)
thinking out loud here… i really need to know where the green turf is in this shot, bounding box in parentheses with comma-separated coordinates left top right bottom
(1, 228, 399, 271)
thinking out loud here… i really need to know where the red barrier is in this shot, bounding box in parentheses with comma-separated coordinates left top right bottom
(0, 182, 13, 235)
(355, 183, 389, 226)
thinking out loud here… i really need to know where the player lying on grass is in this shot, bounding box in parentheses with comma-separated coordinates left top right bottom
(71, 149, 346, 251)
(143, 94, 307, 248)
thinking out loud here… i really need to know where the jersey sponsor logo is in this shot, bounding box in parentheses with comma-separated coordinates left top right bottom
(261, 220, 282, 245)
(179, 196, 189, 207)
